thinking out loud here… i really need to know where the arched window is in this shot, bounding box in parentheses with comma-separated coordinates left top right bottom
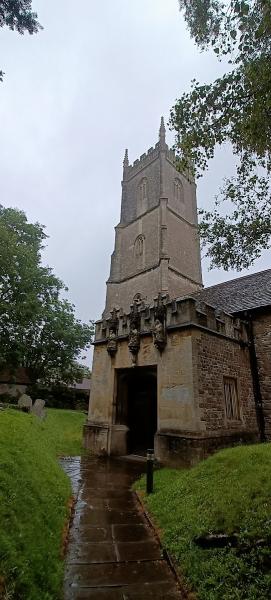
(137, 177, 148, 215)
(134, 234, 145, 257)
(174, 178, 183, 203)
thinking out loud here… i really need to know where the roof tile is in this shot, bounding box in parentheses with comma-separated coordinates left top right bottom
(193, 268, 271, 314)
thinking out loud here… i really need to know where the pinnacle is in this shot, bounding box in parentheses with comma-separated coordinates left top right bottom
(123, 148, 129, 168)
(159, 116, 166, 145)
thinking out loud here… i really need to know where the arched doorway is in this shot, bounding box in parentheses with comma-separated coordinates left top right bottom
(115, 366, 157, 455)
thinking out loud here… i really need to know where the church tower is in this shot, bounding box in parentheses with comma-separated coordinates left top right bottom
(84, 119, 262, 465)
(104, 118, 202, 316)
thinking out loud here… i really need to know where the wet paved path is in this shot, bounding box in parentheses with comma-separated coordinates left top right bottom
(62, 456, 183, 599)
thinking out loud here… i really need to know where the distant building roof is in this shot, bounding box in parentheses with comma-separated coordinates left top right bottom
(73, 378, 91, 392)
(192, 268, 271, 314)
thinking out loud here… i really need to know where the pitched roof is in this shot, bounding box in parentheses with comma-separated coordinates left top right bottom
(193, 268, 271, 314)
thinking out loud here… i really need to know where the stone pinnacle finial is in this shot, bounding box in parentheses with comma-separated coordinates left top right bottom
(123, 148, 129, 168)
(159, 116, 166, 145)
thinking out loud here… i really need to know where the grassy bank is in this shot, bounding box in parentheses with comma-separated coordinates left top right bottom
(0, 408, 86, 600)
(136, 444, 271, 600)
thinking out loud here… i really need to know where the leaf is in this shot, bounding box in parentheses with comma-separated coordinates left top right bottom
(170, 0, 271, 269)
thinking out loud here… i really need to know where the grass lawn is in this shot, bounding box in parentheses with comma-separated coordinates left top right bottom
(135, 443, 271, 600)
(0, 408, 86, 600)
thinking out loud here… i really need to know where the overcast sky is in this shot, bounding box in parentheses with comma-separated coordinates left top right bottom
(1, 0, 270, 363)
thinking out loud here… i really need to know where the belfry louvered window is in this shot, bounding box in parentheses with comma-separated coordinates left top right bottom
(224, 377, 240, 420)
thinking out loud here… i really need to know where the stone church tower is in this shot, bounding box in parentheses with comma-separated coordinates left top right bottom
(84, 119, 267, 465)
(104, 118, 202, 316)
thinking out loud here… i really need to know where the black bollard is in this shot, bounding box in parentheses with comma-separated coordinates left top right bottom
(146, 448, 154, 494)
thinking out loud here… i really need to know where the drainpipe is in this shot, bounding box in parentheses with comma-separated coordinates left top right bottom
(245, 313, 266, 442)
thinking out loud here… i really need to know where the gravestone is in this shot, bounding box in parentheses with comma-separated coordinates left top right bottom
(18, 394, 32, 413)
(32, 398, 46, 419)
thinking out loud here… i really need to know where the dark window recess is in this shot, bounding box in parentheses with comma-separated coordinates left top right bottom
(224, 377, 240, 420)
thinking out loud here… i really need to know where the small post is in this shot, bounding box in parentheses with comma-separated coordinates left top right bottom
(146, 448, 154, 494)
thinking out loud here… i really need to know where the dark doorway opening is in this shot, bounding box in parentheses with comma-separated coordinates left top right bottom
(115, 366, 157, 455)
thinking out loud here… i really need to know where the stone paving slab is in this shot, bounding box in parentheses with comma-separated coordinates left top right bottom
(80, 489, 134, 500)
(69, 526, 112, 543)
(77, 508, 143, 526)
(67, 542, 117, 563)
(67, 582, 182, 600)
(62, 457, 183, 599)
(65, 560, 177, 587)
(112, 524, 153, 542)
(116, 540, 162, 561)
(67, 540, 162, 564)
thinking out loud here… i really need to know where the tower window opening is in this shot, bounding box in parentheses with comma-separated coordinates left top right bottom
(174, 178, 183, 203)
(137, 177, 148, 215)
(134, 235, 144, 257)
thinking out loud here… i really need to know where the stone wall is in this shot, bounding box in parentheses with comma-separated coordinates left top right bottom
(193, 330, 257, 434)
(121, 149, 160, 224)
(0, 383, 27, 398)
(253, 313, 271, 438)
(164, 158, 197, 224)
(104, 267, 160, 316)
(167, 209, 202, 285)
(168, 269, 201, 300)
(85, 296, 259, 464)
(155, 430, 258, 468)
(116, 208, 159, 281)
(88, 330, 199, 434)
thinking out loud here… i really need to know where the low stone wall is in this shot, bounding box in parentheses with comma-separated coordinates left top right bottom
(0, 383, 27, 399)
(155, 431, 259, 468)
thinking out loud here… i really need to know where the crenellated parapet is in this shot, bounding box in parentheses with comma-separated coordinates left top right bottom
(124, 144, 160, 180)
(123, 144, 194, 185)
(94, 294, 248, 346)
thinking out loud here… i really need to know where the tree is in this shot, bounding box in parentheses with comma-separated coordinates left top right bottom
(0, 1, 41, 81)
(0, 205, 93, 384)
(170, 0, 271, 270)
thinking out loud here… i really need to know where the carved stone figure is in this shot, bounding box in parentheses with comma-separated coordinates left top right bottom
(153, 293, 167, 351)
(128, 302, 141, 365)
(107, 308, 119, 357)
(107, 330, 117, 357)
(153, 318, 166, 351)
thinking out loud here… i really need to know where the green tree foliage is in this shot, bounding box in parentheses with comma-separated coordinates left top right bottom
(0, 205, 93, 383)
(0, 0, 41, 80)
(170, 0, 271, 270)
